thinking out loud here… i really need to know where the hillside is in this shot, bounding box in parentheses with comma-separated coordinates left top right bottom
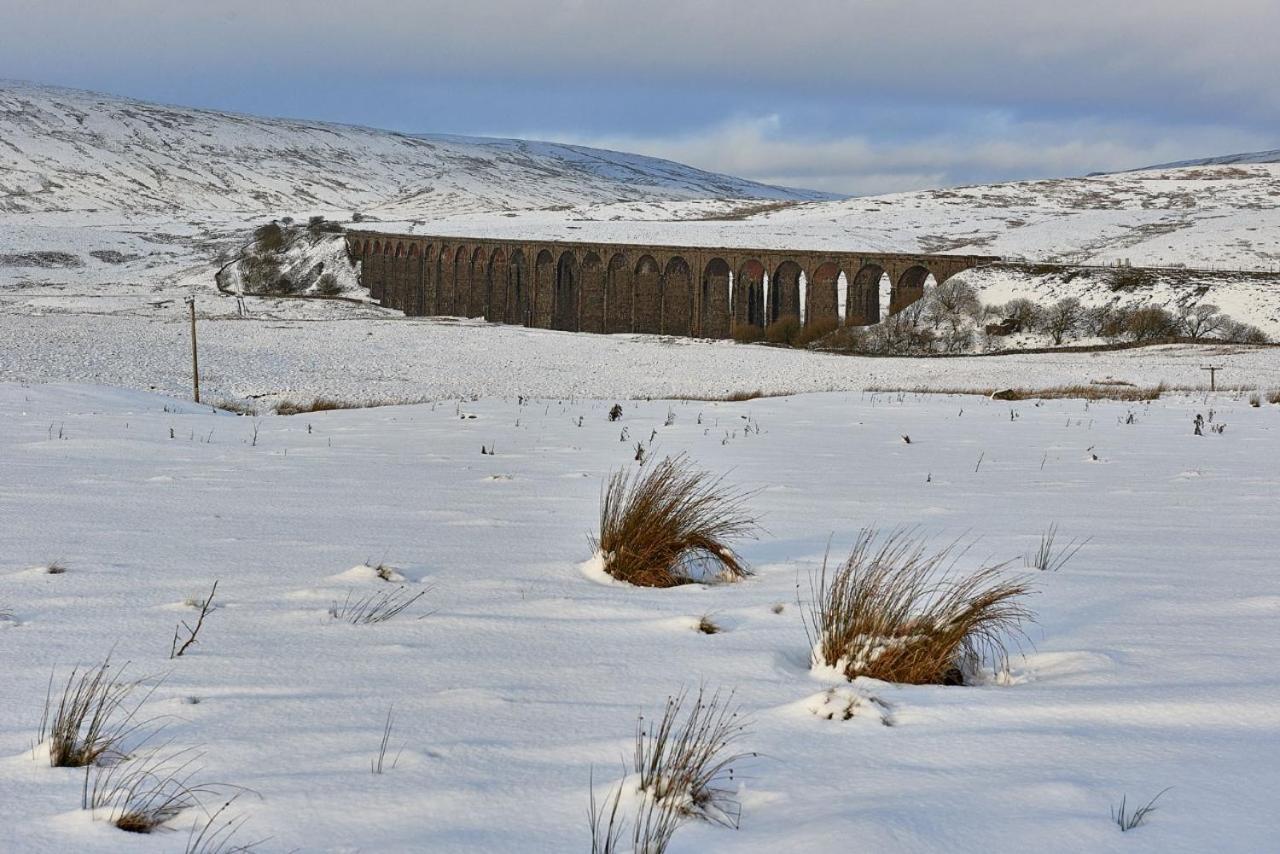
(0, 80, 826, 219)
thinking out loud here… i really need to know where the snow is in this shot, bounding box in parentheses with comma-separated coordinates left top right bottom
(3, 382, 1278, 852)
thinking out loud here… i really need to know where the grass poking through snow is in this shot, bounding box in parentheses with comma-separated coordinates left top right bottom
(804, 529, 1034, 685)
(329, 586, 428, 624)
(38, 657, 157, 767)
(594, 454, 758, 588)
(1112, 788, 1171, 832)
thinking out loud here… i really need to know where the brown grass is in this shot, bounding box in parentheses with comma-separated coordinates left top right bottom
(38, 658, 156, 767)
(593, 455, 758, 588)
(866, 383, 1170, 402)
(84, 747, 212, 833)
(671, 389, 790, 402)
(1268, 390, 1280, 405)
(272, 395, 435, 415)
(804, 529, 1034, 685)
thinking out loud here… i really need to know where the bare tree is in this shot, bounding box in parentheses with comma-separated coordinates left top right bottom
(1038, 297, 1083, 345)
(1178, 303, 1225, 340)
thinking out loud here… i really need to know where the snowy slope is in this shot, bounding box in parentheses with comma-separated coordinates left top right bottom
(0, 80, 828, 219)
(1132, 149, 1280, 170)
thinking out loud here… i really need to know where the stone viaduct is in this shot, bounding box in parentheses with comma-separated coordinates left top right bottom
(345, 231, 998, 338)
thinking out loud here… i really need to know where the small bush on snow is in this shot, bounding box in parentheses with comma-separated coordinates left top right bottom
(804, 529, 1033, 685)
(593, 455, 757, 588)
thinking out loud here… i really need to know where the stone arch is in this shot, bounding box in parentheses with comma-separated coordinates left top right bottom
(368, 241, 384, 301)
(422, 244, 437, 315)
(606, 253, 632, 333)
(451, 246, 470, 317)
(509, 249, 528, 325)
(579, 252, 605, 334)
(470, 247, 487, 317)
(893, 265, 931, 315)
(633, 255, 662, 334)
(735, 260, 765, 331)
(390, 243, 406, 310)
(488, 248, 508, 323)
(700, 258, 731, 339)
(406, 244, 422, 316)
(807, 262, 840, 328)
(847, 264, 886, 325)
(534, 249, 555, 328)
(661, 256, 692, 337)
(553, 250, 580, 331)
(770, 260, 803, 324)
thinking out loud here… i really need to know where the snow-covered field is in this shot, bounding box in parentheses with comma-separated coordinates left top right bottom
(3, 383, 1278, 852)
(3, 313, 1279, 404)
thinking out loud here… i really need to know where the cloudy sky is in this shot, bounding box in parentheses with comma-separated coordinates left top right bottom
(2, 1, 1276, 195)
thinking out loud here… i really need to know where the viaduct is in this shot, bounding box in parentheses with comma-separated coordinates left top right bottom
(345, 231, 999, 338)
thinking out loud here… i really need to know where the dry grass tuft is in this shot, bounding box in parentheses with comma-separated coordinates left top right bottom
(329, 586, 428, 624)
(695, 614, 721, 635)
(184, 796, 261, 854)
(84, 747, 215, 833)
(868, 383, 1169, 402)
(273, 396, 351, 416)
(593, 455, 758, 588)
(804, 529, 1034, 685)
(1026, 524, 1090, 572)
(1268, 389, 1280, 405)
(1112, 788, 1171, 832)
(38, 658, 157, 767)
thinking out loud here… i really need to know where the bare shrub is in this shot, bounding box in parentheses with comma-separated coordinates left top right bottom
(731, 324, 764, 343)
(1001, 298, 1043, 333)
(1037, 297, 1083, 345)
(593, 455, 758, 587)
(329, 587, 428, 624)
(1178, 303, 1225, 339)
(171, 580, 218, 658)
(804, 529, 1034, 685)
(1026, 524, 1090, 572)
(252, 222, 286, 253)
(1220, 320, 1270, 344)
(1125, 306, 1178, 342)
(764, 315, 801, 346)
(795, 317, 838, 348)
(38, 658, 157, 767)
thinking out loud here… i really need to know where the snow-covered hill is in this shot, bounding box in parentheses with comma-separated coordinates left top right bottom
(0, 80, 827, 219)
(1133, 149, 1280, 170)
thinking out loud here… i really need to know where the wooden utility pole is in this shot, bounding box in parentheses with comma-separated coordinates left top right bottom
(187, 296, 201, 403)
(1202, 365, 1223, 391)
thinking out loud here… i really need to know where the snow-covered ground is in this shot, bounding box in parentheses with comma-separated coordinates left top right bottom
(3, 383, 1278, 852)
(2, 313, 1278, 404)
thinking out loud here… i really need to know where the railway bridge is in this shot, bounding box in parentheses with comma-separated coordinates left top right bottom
(345, 232, 998, 338)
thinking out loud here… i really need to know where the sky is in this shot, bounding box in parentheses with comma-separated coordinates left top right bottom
(1, 1, 1277, 196)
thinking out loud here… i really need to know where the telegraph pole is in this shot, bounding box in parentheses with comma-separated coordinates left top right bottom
(1202, 365, 1222, 391)
(187, 296, 201, 403)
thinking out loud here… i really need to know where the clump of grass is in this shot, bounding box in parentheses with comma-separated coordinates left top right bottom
(695, 614, 721, 635)
(84, 747, 220, 833)
(184, 795, 262, 853)
(1112, 788, 1171, 832)
(593, 455, 758, 588)
(329, 586, 427, 624)
(1268, 390, 1280, 405)
(633, 687, 752, 828)
(804, 529, 1034, 685)
(212, 399, 258, 416)
(45, 560, 68, 574)
(1248, 392, 1261, 407)
(273, 397, 350, 416)
(591, 686, 753, 852)
(867, 383, 1169, 402)
(38, 658, 156, 767)
(589, 767, 683, 854)
(1026, 524, 1090, 572)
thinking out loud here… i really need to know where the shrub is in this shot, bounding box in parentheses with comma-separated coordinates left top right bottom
(795, 317, 838, 348)
(38, 658, 154, 767)
(731, 324, 764, 343)
(1001, 298, 1042, 333)
(252, 222, 286, 253)
(764, 315, 801, 346)
(315, 273, 341, 296)
(804, 529, 1033, 685)
(1178, 303, 1224, 339)
(593, 455, 757, 587)
(1268, 390, 1280, 405)
(1125, 306, 1178, 342)
(1037, 297, 1083, 345)
(238, 252, 282, 294)
(924, 280, 980, 327)
(1220, 320, 1270, 344)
